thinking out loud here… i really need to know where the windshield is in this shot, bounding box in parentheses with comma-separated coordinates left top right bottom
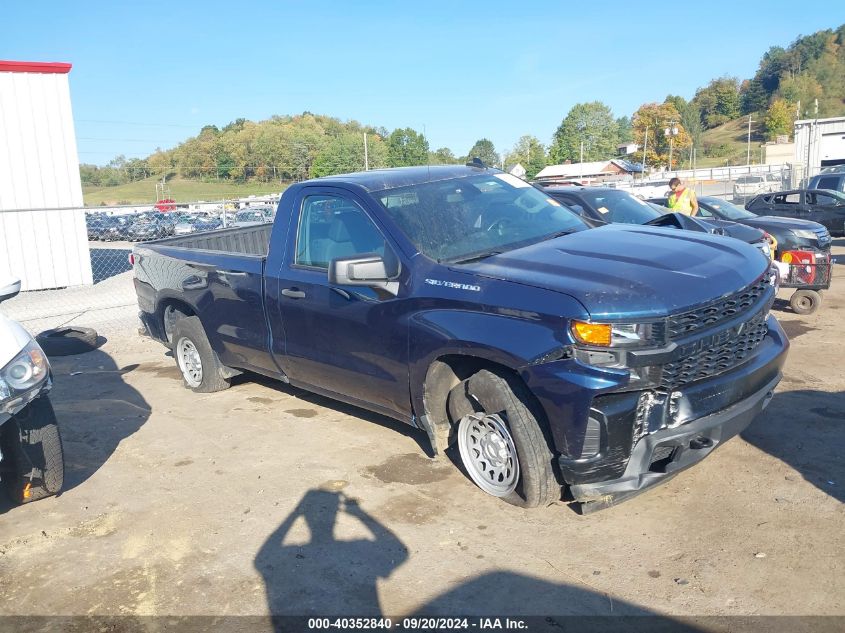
(579, 190, 661, 224)
(373, 173, 586, 262)
(698, 197, 756, 220)
(737, 176, 763, 184)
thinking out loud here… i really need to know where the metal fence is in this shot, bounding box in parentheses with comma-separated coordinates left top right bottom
(1, 201, 274, 337)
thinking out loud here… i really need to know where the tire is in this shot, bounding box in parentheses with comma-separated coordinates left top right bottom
(36, 326, 100, 356)
(1, 397, 64, 504)
(789, 289, 822, 315)
(447, 369, 559, 508)
(171, 316, 231, 393)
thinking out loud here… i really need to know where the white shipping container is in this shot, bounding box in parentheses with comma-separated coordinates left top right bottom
(0, 60, 93, 291)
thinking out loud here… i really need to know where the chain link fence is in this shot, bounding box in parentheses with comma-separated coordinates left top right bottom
(1, 201, 274, 337)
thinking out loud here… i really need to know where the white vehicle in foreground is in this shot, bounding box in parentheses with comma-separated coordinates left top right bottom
(0, 278, 64, 505)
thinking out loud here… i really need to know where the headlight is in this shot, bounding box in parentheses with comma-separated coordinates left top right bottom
(0, 341, 49, 403)
(793, 229, 819, 240)
(570, 320, 658, 348)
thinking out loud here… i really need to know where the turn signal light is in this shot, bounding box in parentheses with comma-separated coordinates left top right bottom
(571, 321, 612, 346)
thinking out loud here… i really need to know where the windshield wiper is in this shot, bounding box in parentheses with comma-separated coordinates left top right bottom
(446, 250, 504, 264)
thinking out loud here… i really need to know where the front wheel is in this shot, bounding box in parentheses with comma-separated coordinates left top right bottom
(448, 370, 559, 508)
(1, 397, 64, 504)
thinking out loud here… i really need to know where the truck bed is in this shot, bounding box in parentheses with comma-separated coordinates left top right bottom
(150, 224, 272, 256)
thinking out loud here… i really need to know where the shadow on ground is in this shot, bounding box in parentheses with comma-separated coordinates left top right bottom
(245, 374, 433, 456)
(255, 488, 703, 631)
(742, 389, 844, 503)
(0, 347, 150, 515)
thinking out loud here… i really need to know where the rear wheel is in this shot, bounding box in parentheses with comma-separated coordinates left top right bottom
(447, 370, 559, 508)
(171, 317, 231, 393)
(1, 397, 64, 504)
(790, 289, 822, 315)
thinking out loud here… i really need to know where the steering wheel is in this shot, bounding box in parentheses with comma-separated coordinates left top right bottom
(486, 217, 512, 235)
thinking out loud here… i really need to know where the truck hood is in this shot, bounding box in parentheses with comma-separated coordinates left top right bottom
(738, 216, 827, 232)
(461, 225, 769, 320)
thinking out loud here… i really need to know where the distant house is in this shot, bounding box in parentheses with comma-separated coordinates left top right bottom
(618, 143, 639, 156)
(534, 160, 641, 185)
(508, 163, 527, 179)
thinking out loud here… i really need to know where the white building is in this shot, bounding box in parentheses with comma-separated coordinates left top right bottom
(794, 116, 845, 177)
(0, 60, 92, 291)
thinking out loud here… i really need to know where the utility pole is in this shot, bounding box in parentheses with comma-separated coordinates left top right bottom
(746, 114, 755, 165)
(641, 125, 649, 180)
(363, 133, 369, 171)
(579, 140, 584, 179)
(664, 121, 678, 172)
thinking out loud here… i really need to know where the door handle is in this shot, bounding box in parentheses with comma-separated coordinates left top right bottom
(282, 288, 306, 299)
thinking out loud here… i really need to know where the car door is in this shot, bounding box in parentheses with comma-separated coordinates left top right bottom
(759, 192, 804, 219)
(270, 188, 411, 419)
(805, 191, 845, 234)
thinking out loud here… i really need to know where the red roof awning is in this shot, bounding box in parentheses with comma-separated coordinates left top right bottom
(0, 60, 72, 74)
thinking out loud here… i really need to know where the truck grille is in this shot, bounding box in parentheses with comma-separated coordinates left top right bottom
(661, 311, 769, 389)
(667, 277, 770, 339)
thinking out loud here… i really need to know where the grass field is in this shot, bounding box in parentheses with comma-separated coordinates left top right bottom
(83, 176, 287, 205)
(694, 115, 768, 167)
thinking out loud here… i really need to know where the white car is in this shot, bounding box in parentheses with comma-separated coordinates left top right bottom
(733, 174, 781, 201)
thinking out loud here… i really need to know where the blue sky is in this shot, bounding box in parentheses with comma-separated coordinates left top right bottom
(5, 2, 842, 165)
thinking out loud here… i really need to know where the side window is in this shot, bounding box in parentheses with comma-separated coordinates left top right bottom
(815, 177, 840, 192)
(295, 195, 386, 269)
(774, 193, 800, 205)
(696, 207, 713, 218)
(811, 192, 837, 207)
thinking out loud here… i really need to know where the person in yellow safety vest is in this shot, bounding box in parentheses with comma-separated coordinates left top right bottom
(667, 177, 698, 216)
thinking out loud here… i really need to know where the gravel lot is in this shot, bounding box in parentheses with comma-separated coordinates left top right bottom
(0, 242, 843, 630)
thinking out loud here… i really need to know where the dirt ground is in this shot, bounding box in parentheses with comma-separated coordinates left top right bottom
(1, 245, 843, 629)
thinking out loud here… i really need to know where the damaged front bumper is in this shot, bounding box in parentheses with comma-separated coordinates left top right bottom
(569, 372, 779, 512)
(523, 316, 789, 512)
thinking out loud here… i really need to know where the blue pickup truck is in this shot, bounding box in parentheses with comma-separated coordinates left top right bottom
(132, 165, 788, 512)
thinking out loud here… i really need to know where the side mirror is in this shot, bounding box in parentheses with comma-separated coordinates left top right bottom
(328, 250, 401, 296)
(0, 278, 22, 304)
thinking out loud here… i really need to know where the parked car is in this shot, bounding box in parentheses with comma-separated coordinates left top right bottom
(686, 196, 833, 314)
(231, 208, 273, 227)
(86, 215, 132, 241)
(733, 174, 781, 202)
(173, 216, 223, 235)
(0, 278, 64, 505)
(745, 189, 845, 236)
(808, 165, 845, 194)
(543, 186, 773, 260)
(626, 179, 671, 199)
(126, 216, 173, 242)
(675, 196, 832, 257)
(132, 166, 788, 513)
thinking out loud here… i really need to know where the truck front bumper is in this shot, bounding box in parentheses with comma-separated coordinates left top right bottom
(522, 315, 789, 512)
(568, 372, 779, 512)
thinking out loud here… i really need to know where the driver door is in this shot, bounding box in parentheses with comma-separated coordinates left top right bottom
(269, 189, 411, 419)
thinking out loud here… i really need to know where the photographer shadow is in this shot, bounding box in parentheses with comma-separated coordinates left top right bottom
(255, 489, 408, 620)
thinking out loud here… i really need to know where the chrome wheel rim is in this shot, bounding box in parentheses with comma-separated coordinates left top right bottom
(177, 337, 203, 387)
(457, 412, 519, 497)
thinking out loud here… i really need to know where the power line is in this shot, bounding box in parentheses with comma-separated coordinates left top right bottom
(75, 118, 198, 128)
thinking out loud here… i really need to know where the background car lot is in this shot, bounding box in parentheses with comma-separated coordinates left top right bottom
(1, 244, 843, 622)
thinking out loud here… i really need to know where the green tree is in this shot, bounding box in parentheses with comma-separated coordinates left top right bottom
(504, 135, 547, 178)
(466, 138, 500, 167)
(549, 102, 619, 163)
(430, 147, 457, 164)
(764, 98, 797, 140)
(692, 77, 741, 128)
(632, 103, 692, 169)
(387, 128, 429, 167)
(616, 116, 634, 144)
